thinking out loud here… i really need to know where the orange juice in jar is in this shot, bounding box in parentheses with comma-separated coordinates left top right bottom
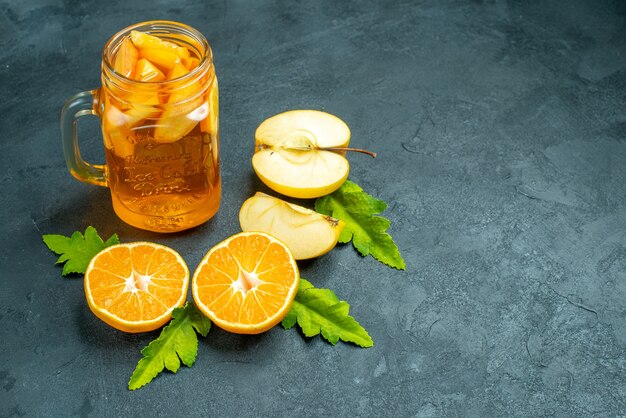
(61, 21, 220, 232)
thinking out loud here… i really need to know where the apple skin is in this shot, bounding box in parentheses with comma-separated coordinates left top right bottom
(252, 151, 350, 199)
(252, 110, 351, 199)
(239, 192, 345, 260)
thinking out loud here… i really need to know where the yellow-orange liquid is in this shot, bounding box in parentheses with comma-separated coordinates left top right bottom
(102, 34, 220, 232)
(104, 124, 220, 232)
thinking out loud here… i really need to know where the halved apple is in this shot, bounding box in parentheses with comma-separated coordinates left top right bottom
(252, 110, 351, 198)
(239, 192, 344, 260)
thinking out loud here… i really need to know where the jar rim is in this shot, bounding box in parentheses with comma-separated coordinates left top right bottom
(102, 20, 213, 87)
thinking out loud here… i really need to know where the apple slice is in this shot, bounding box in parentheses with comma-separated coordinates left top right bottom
(130, 30, 191, 59)
(183, 56, 200, 70)
(200, 77, 219, 134)
(253, 110, 353, 198)
(137, 48, 181, 72)
(239, 192, 344, 260)
(102, 98, 135, 157)
(113, 37, 138, 78)
(133, 58, 165, 82)
(153, 63, 205, 143)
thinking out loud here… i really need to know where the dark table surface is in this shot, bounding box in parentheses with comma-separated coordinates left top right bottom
(2, 0, 625, 416)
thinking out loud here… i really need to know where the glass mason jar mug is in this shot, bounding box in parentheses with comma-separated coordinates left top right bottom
(61, 21, 220, 233)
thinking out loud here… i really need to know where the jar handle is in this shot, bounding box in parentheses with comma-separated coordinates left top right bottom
(60, 89, 107, 187)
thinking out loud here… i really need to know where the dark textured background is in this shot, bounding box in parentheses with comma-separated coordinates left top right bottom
(1, 0, 625, 416)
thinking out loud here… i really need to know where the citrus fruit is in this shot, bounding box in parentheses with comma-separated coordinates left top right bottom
(239, 192, 344, 260)
(252, 110, 351, 198)
(84, 242, 189, 333)
(192, 232, 300, 334)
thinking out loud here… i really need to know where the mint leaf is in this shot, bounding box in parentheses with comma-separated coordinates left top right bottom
(315, 180, 406, 270)
(129, 303, 211, 390)
(283, 279, 373, 347)
(42, 226, 120, 276)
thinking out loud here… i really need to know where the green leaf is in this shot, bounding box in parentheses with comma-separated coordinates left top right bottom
(315, 180, 406, 270)
(282, 279, 373, 348)
(128, 303, 211, 390)
(42, 226, 120, 276)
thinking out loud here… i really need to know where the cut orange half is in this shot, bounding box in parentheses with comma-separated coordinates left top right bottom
(192, 232, 300, 334)
(84, 242, 189, 333)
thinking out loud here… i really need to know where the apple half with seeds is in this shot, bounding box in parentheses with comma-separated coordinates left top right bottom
(239, 192, 345, 260)
(252, 110, 352, 199)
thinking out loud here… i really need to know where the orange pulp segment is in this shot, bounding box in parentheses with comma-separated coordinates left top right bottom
(84, 242, 189, 333)
(192, 232, 300, 334)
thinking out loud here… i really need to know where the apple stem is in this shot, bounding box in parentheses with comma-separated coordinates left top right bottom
(271, 145, 376, 158)
(317, 147, 377, 158)
(257, 144, 377, 158)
